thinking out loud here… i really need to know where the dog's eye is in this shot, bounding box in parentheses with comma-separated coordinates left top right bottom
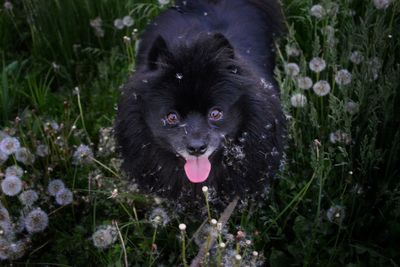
(209, 108, 223, 121)
(166, 112, 180, 125)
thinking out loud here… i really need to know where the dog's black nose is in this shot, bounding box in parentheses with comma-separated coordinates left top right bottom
(187, 140, 208, 156)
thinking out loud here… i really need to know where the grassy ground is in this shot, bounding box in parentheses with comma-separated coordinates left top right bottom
(0, 0, 399, 266)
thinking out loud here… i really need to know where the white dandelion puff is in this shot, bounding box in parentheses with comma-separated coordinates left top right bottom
(1, 175, 22, 196)
(15, 147, 35, 165)
(297, 76, 313, 90)
(3, 1, 13, 11)
(0, 137, 20, 156)
(19, 190, 39, 207)
(158, 0, 170, 5)
(327, 205, 345, 224)
(329, 130, 352, 145)
(310, 4, 326, 19)
(72, 144, 94, 165)
(24, 208, 49, 234)
(0, 207, 10, 222)
(47, 179, 65, 196)
(309, 57, 326, 73)
(313, 80, 331, 96)
(335, 69, 352, 86)
(5, 165, 24, 178)
(149, 207, 170, 228)
(36, 144, 49, 157)
(285, 63, 300, 76)
(345, 101, 359, 115)
(55, 188, 73, 206)
(350, 51, 364, 64)
(290, 93, 307, 108)
(92, 226, 117, 249)
(286, 44, 301, 57)
(122, 16, 134, 27)
(373, 0, 392, 10)
(114, 18, 124, 30)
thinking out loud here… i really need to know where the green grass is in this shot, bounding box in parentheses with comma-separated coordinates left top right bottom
(0, 0, 399, 266)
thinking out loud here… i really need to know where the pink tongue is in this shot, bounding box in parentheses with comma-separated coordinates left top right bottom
(184, 157, 211, 183)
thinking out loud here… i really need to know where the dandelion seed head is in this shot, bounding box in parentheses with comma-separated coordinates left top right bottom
(327, 205, 345, 224)
(202, 186, 208, 193)
(15, 147, 35, 165)
(310, 4, 326, 19)
(290, 93, 307, 108)
(285, 63, 300, 76)
(19, 190, 39, 207)
(55, 188, 73, 205)
(158, 0, 170, 5)
(329, 130, 351, 145)
(0, 137, 20, 156)
(373, 0, 392, 9)
(1, 175, 22, 196)
(24, 208, 49, 234)
(309, 57, 326, 73)
(36, 144, 49, 157)
(0, 207, 10, 222)
(3, 1, 13, 11)
(0, 150, 8, 164)
(350, 51, 363, 64)
(297, 76, 313, 90)
(5, 165, 24, 178)
(114, 18, 124, 30)
(149, 207, 170, 227)
(92, 226, 117, 249)
(345, 101, 359, 115)
(47, 179, 65, 196)
(313, 80, 331, 96)
(122, 16, 134, 27)
(286, 44, 300, 57)
(335, 69, 352, 86)
(72, 144, 94, 165)
(90, 17, 102, 28)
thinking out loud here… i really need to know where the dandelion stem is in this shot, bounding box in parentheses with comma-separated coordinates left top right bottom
(114, 220, 129, 267)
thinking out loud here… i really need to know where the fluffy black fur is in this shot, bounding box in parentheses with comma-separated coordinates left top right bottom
(115, 0, 286, 202)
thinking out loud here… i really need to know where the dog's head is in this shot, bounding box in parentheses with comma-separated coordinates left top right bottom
(116, 33, 285, 198)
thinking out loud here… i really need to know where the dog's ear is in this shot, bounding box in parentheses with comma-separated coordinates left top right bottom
(212, 33, 235, 59)
(147, 35, 171, 70)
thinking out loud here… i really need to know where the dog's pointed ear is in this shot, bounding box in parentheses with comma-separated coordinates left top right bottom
(147, 35, 171, 70)
(212, 33, 235, 59)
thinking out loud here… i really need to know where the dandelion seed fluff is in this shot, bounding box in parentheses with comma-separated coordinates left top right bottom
(24, 208, 49, 234)
(0, 137, 20, 156)
(19, 190, 39, 207)
(15, 147, 35, 165)
(0, 207, 10, 222)
(114, 18, 124, 30)
(122, 16, 134, 27)
(329, 130, 351, 145)
(0, 150, 8, 164)
(297, 76, 313, 90)
(149, 207, 170, 227)
(47, 179, 65, 196)
(345, 101, 359, 115)
(285, 44, 300, 57)
(92, 226, 117, 249)
(350, 51, 363, 64)
(313, 80, 331, 96)
(335, 69, 352, 86)
(5, 165, 24, 178)
(327, 205, 345, 224)
(55, 188, 73, 205)
(73, 144, 94, 165)
(36, 144, 49, 157)
(3, 1, 13, 11)
(158, 0, 170, 5)
(1, 175, 22, 196)
(285, 63, 300, 76)
(309, 57, 326, 73)
(373, 0, 392, 10)
(290, 93, 307, 108)
(310, 4, 326, 19)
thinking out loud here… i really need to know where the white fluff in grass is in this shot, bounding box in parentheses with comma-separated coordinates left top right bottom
(72, 144, 94, 165)
(55, 188, 73, 205)
(350, 51, 363, 64)
(290, 93, 307, 108)
(5, 165, 24, 178)
(335, 69, 352, 86)
(285, 63, 300, 76)
(310, 4, 326, 19)
(309, 57, 327, 73)
(1, 175, 22, 196)
(24, 208, 49, 234)
(15, 147, 35, 165)
(114, 18, 124, 30)
(122, 16, 134, 27)
(19, 190, 39, 207)
(149, 207, 170, 228)
(0, 137, 20, 155)
(297, 76, 313, 90)
(92, 226, 117, 249)
(313, 80, 331, 96)
(47, 179, 65, 196)
(373, 0, 392, 10)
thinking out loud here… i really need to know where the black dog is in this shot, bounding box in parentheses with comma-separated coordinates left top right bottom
(115, 0, 286, 202)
